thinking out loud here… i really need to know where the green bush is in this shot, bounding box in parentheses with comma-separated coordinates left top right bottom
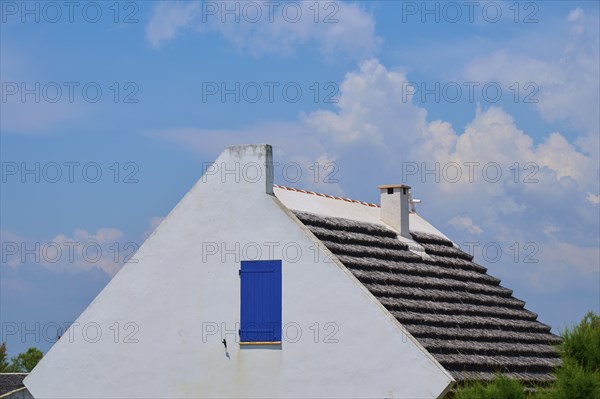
(454, 375, 525, 399)
(451, 312, 600, 399)
(532, 360, 600, 399)
(551, 359, 600, 399)
(10, 347, 44, 372)
(537, 312, 600, 399)
(0, 343, 44, 372)
(560, 312, 600, 372)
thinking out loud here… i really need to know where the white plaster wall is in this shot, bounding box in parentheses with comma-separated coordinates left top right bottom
(25, 145, 453, 398)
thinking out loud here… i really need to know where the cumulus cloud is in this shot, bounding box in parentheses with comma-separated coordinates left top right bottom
(303, 58, 596, 292)
(149, 8, 598, 295)
(146, 1, 201, 48)
(448, 216, 483, 235)
(154, 55, 596, 218)
(587, 193, 600, 205)
(463, 8, 599, 139)
(43, 227, 126, 276)
(535, 132, 594, 183)
(416, 105, 595, 191)
(302, 59, 595, 195)
(303, 59, 427, 147)
(1, 226, 147, 277)
(145, 1, 381, 60)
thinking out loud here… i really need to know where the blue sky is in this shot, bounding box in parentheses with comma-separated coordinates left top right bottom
(1, 1, 599, 356)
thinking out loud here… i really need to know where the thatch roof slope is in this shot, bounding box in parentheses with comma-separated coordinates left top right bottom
(293, 210, 561, 384)
(0, 373, 27, 397)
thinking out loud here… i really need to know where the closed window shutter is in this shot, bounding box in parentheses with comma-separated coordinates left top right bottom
(239, 260, 282, 342)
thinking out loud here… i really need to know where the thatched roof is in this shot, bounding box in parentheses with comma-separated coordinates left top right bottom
(0, 373, 27, 397)
(293, 210, 561, 384)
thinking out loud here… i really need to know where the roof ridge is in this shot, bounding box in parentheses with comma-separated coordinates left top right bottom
(273, 184, 380, 208)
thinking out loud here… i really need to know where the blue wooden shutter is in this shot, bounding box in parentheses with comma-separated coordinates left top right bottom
(239, 260, 282, 342)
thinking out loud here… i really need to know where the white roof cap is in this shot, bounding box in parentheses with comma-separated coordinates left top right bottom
(273, 185, 451, 241)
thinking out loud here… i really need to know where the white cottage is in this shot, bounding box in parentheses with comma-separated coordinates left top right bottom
(23, 144, 559, 398)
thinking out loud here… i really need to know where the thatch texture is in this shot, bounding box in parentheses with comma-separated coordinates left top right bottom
(0, 373, 27, 396)
(293, 210, 561, 384)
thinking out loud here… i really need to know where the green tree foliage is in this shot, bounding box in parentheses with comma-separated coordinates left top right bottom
(0, 343, 44, 373)
(11, 347, 44, 372)
(0, 342, 9, 372)
(560, 312, 600, 372)
(451, 312, 600, 399)
(536, 359, 600, 399)
(534, 312, 600, 399)
(454, 375, 525, 399)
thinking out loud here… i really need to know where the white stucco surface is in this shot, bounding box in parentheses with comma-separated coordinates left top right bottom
(25, 145, 453, 398)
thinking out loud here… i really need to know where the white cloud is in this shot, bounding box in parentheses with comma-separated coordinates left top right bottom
(535, 132, 595, 182)
(302, 59, 595, 194)
(448, 216, 483, 235)
(152, 56, 596, 217)
(1, 227, 134, 277)
(1, 213, 207, 277)
(417, 105, 595, 191)
(587, 193, 600, 205)
(463, 8, 599, 139)
(46, 228, 126, 276)
(282, 152, 346, 196)
(453, 106, 534, 165)
(524, 240, 600, 293)
(145, 1, 201, 48)
(543, 225, 560, 238)
(142, 216, 166, 239)
(303, 58, 596, 293)
(568, 7, 585, 22)
(148, 8, 599, 294)
(145, 1, 381, 60)
(303, 59, 427, 146)
(568, 7, 585, 34)
(145, 122, 345, 194)
(0, 230, 27, 268)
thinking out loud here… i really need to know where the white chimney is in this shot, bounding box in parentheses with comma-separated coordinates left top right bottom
(222, 144, 274, 195)
(379, 184, 411, 238)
